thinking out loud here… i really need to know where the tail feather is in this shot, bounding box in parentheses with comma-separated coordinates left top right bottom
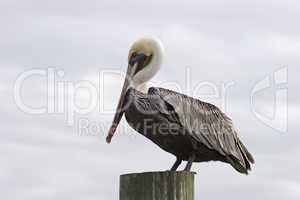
(238, 139, 255, 164)
(228, 139, 255, 175)
(227, 156, 249, 175)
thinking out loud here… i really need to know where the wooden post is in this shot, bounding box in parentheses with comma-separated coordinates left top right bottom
(120, 171, 195, 200)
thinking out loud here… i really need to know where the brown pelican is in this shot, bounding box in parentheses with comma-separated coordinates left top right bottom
(106, 37, 254, 174)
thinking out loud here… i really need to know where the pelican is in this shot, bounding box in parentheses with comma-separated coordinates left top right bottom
(106, 37, 254, 174)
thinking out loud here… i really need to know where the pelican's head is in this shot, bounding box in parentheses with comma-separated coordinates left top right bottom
(128, 37, 164, 90)
(106, 37, 164, 143)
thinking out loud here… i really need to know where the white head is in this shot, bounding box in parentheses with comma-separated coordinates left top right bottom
(128, 37, 164, 90)
(106, 37, 164, 143)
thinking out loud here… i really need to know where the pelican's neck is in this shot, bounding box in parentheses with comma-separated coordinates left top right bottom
(134, 82, 148, 93)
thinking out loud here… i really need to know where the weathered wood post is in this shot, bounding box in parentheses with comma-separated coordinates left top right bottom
(120, 171, 195, 200)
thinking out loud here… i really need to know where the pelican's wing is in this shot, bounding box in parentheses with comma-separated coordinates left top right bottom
(149, 87, 254, 174)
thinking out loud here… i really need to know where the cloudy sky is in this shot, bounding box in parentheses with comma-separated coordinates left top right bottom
(0, 0, 299, 199)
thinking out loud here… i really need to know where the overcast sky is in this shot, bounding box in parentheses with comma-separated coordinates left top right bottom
(0, 0, 299, 199)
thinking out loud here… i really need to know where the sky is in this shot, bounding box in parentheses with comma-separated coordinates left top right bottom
(0, 0, 299, 199)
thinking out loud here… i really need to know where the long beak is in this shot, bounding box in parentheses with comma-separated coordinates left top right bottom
(106, 64, 135, 143)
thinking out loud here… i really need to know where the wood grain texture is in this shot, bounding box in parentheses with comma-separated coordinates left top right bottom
(120, 171, 195, 200)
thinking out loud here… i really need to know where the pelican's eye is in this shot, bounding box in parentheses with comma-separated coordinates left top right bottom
(129, 52, 152, 74)
(129, 52, 143, 65)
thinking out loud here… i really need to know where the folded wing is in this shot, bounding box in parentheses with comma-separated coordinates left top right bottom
(149, 87, 254, 174)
